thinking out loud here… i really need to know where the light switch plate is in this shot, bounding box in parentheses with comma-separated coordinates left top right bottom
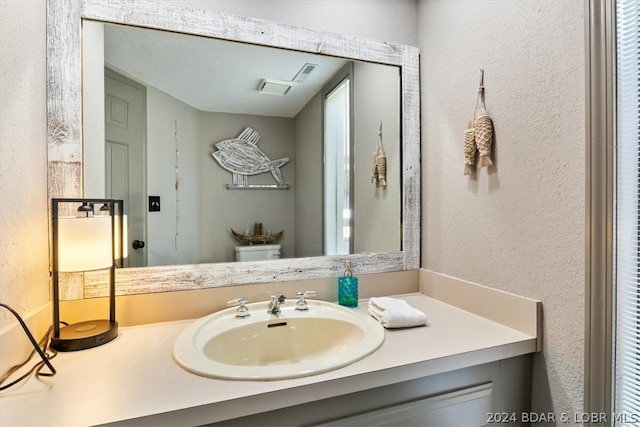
(149, 196, 160, 212)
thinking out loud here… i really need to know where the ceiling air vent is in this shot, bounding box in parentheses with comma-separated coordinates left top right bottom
(257, 78, 292, 96)
(293, 63, 318, 83)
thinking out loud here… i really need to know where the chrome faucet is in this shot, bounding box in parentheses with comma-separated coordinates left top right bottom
(268, 294, 286, 315)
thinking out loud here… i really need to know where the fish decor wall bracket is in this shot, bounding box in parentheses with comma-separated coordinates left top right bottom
(211, 127, 291, 189)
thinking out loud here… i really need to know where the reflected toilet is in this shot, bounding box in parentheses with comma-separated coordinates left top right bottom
(235, 244, 281, 261)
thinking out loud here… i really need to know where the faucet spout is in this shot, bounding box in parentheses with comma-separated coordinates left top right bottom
(268, 294, 286, 315)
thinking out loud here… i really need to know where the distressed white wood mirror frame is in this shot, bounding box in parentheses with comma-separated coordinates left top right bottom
(47, 0, 420, 300)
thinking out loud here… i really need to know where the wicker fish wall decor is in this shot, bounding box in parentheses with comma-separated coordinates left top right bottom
(212, 127, 290, 186)
(463, 119, 477, 176)
(463, 69, 495, 175)
(371, 120, 387, 187)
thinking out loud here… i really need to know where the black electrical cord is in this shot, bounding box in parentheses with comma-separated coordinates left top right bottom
(0, 303, 58, 391)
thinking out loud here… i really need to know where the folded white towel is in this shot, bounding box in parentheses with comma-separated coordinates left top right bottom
(368, 297, 427, 329)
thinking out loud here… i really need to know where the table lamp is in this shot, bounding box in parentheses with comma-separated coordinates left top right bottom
(51, 198, 124, 351)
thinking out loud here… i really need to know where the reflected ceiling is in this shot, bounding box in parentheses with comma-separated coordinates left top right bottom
(104, 24, 346, 117)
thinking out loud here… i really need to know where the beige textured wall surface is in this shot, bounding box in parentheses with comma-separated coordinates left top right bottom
(419, 0, 585, 418)
(353, 61, 401, 254)
(199, 113, 296, 260)
(146, 86, 203, 265)
(294, 93, 323, 257)
(169, 0, 419, 47)
(0, 0, 49, 331)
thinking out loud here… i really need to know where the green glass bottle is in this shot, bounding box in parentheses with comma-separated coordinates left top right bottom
(338, 261, 358, 308)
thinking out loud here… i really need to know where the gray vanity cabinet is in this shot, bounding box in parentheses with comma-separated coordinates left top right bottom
(209, 355, 532, 427)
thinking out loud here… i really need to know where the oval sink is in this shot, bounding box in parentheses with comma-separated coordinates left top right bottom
(173, 300, 384, 380)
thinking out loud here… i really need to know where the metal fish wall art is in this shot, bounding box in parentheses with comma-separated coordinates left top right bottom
(211, 127, 290, 186)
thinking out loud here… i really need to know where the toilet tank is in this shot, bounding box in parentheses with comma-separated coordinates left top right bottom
(235, 244, 281, 261)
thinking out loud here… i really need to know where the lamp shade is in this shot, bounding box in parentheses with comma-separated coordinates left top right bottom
(57, 216, 112, 272)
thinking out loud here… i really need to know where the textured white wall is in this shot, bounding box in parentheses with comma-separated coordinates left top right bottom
(294, 93, 324, 257)
(146, 86, 202, 266)
(169, 0, 419, 46)
(199, 113, 296, 261)
(0, 0, 49, 330)
(353, 61, 401, 254)
(419, 0, 585, 418)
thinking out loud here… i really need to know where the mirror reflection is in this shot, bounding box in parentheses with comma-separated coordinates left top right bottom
(83, 22, 401, 268)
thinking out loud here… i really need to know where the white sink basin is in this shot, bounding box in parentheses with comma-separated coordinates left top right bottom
(173, 299, 384, 380)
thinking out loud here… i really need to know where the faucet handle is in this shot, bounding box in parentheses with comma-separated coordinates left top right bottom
(270, 294, 286, 304)
(295, 290, 317, 311)
(267, 294, 287, 315)
(227, 297, 250, 318)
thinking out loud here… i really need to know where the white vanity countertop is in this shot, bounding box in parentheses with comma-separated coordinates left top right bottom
(0, 293, 537, 426)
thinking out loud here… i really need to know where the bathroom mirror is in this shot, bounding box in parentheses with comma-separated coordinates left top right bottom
(47, 0, 420, 300)
(83, 22, 402, 268)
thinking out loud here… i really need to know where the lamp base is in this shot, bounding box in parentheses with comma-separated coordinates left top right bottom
(51, 320, 118, 351)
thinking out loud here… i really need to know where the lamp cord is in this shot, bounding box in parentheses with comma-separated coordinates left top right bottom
(0, 303, 59, 391)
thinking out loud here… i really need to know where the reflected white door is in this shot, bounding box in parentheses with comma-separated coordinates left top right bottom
(105, 69, 147, 267)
